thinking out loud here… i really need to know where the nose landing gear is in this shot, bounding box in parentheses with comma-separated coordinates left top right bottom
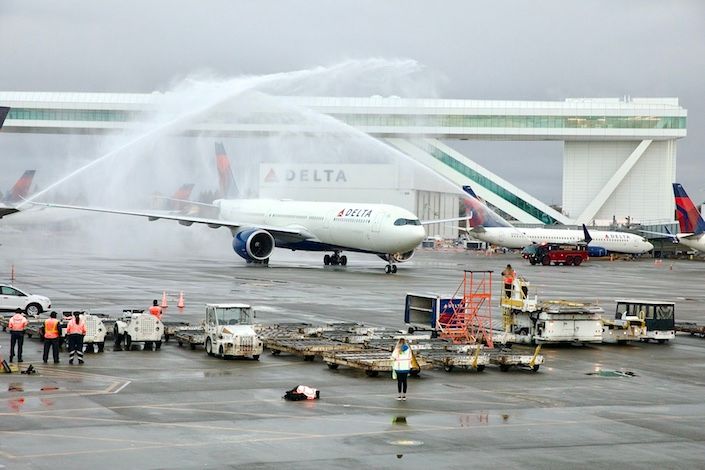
(384, 264, 398, 274)
(324, 252, 347, 266)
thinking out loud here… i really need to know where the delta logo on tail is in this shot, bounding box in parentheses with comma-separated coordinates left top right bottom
(673, 183, 705, 234)
(4, 170, 36, 204)
(461, 185, 512, 228)
(215, 142, 239, 198)
(169, 184, 195, 211)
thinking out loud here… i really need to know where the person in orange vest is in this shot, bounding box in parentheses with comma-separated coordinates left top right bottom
(42, 311, 62, 364)
(501, 264, 515, 298)
(8, 308, 29, 363)
(149, 299, 162, 320)
(66, 312, 87, 365)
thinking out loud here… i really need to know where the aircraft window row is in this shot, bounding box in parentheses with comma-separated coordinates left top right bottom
(333, 218, 370, 223)
(394, 218, 421, 226)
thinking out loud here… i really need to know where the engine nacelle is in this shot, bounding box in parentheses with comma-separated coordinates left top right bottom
(378, 250, 415, 263)
(233, 229, 275, 262)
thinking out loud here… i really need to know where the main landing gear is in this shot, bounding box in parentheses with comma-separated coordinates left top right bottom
(324, 252, 347, 266)
(385, 264, 398, 274)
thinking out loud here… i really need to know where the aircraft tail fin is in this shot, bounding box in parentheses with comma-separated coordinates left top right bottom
(168, 183, 195, 211)
(581, 224, 593, 244)
(215, 142, 239, 198)
(461, 185, 513, 228)
(4, 170, 36, 204)
(673, 183, 705, 234)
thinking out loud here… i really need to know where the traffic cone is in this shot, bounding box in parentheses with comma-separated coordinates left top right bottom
(161, 290, 168, 309)
(177, 292, 185, 309)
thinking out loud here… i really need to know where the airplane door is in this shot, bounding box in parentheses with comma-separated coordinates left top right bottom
(372, 211, 384, 232)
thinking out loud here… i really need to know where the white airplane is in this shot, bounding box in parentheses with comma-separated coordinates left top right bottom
(461, 186, 653, 255)
(27, 145, 428, 274)
(648, 183, 705, 252)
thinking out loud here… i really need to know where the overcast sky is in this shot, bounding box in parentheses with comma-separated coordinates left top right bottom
(1, 0, 704, 205)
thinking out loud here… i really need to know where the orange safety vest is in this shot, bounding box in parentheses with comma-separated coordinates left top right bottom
(8, 314, 28, 331)
(44, 318, 60, 339)
(503, 272, 514, 284)
(66, 318, 86, 335)
(149, 305, 162, 319)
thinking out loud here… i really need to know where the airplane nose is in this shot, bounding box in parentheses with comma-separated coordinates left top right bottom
(645, 241, 654, 251)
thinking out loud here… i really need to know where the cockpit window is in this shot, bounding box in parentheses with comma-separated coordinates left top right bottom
(394, 218, 421, 226)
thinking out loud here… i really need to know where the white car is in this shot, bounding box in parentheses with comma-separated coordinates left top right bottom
(0, 284, 52, 316)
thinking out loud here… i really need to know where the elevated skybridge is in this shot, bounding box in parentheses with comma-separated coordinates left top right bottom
(0, 92, 687, 225)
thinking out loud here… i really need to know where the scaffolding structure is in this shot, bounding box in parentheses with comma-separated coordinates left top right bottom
(437, 270, 494, 347)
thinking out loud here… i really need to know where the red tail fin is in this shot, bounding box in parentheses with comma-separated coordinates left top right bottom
(215, 143, 238, 198)
(5, 170, 36, 203)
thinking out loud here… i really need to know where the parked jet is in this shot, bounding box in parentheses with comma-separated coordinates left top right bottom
(0, 170, 36, 219)
(29, 145, 428, 273)
(461, 186, 653, 255)
(664, 183, 705, 252)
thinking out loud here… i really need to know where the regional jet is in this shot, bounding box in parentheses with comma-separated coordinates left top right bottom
(461, 186, 653, 255)
(29, 145, 427, 273)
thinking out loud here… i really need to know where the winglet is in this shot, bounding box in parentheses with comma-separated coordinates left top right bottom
(582, 224, 593, 244)
(673, 183, 705, 234)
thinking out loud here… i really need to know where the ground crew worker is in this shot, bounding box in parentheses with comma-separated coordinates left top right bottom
(66, 312, 86, 365)
(42, 311, 62, 364)
(391, 338, 412, 401)
(501, 264, 515, 298)
(149, 299, 162, 320)
(8, 308, 28, 363)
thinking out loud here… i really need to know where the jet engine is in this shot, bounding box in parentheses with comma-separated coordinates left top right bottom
(232, 229, 275, 262)
(378, 250, 415, 263)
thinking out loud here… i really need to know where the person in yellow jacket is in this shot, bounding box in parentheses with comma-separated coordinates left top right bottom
(42, 311, 62, 364)
(66, 312, 87, 365)
(8, 308, 28, 362)
(391, 338, 413, 401)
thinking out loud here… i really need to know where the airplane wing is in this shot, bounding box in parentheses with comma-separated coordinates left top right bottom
(420, 216, 471, 225)
(0, 207, 19, 219)
(27, 202, 312, 242)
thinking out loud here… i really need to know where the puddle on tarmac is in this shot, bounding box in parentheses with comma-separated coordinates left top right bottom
(586, 370, 637, 377)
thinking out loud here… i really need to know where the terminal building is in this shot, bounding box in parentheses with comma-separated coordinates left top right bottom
(0, 92, 687, 237)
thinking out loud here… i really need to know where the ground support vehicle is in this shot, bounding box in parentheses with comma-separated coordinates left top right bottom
(601, 316, 646, 344)
(162, 320, 191, 342)
(321, 349, 429, 377)
(499, 279, 603, 344)
(417, 345, 490, 372)
(264, 338, 365, 361)
(489, 345, 544, 372)
(174, 326, 206, 350)
(523, 243, 589, 266)
(404, 293, 462, 335)
(114, 309, 164, 351)
(675, 322, 705, 338)
(614, 299, 675, 343)
(60, 312, 108, 353)
(204, 304, 263, 359)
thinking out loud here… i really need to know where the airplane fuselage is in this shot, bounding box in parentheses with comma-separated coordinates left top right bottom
(215, 199, 426, 256)
(676, 233, 705, 252)
(471, 227, 653, 254)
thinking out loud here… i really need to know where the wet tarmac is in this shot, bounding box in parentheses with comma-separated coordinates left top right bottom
(1, 230, 705, 469)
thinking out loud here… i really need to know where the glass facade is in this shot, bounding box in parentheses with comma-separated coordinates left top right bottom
(418, 143, 559, 225)
(7, 108, 686, 130)
(334, 114, 685, 130)
(8, 108, 137, 122)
